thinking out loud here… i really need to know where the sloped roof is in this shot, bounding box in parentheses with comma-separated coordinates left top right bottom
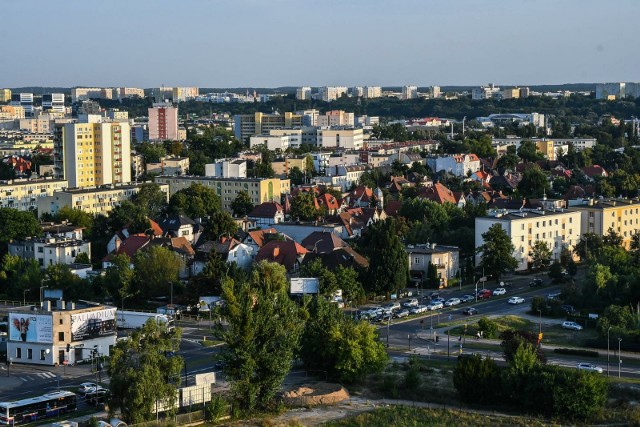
(316, 193, 341, 211)
(301, 247, 369, 270)
(418, 182, 458, 204)
(159, 215, 196, 232)
(248, 202, 283, 218)
(301, 231, 347, 253)
(246, 228, 290, 247)
(103, 234, 150, 261)
(384, 200, 402, 217)
(582, 165, 608, 177)
(255, 240, 308, 271)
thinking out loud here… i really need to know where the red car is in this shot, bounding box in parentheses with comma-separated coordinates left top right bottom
(477, 289, 492, 299)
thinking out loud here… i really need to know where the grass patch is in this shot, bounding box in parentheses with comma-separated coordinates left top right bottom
(322, 406, 550, 427)
(200, 339, 223, 347)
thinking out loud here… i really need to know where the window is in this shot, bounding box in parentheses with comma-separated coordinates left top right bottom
(27, 349, 32, 360)
(414, 257, 420, 264)
(569, 217, 573, 223)
(16, 347, 21, 358)
(59, 318, 63, 325)
(40, 349, 46, 360)
(58, 332, 64, 341)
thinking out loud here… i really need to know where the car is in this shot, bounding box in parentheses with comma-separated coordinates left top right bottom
(493, 287, 507, 296)
(477, 289, 492, 299)
(529, 278, 543, 287)
(462, 307, 478, 316)
(562, 321, 583, 331)
(383, 301, 401, 311)
(500, 281, 513, 288)
(428, 292, 440, 299)
(85, 386, 110, 405)
(546, 292, 561, 301)
(394, 309, 410, 318)
(444, 298, 461, 307)
(577, 363, 603, 373)
(426, 301, 444, 311)
(561, 304, 575, 314)
(459, 294, 475, 303)
(402, 298, 419, 308)
(508, 296, 525, 304)
(431, 297, 445, 305)
(78, 382, 98, 395)
(410, 305, 428, 315)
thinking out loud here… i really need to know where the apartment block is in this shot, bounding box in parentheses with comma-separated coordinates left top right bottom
(0, 106, 25, 120)
(0, 178, 68, 211)
(320, 86, 348, 102)
(148, 104, 179, 141)
(146, 156, 189, 176)
(9, 235, 91, 268)
(154, 175, 290, 213)
(38, 182, 169, 216)
(573, 198, 640, 250)
(502, 88, 520, 99)
(319, 128, 364, 150)
(55, 121, 131, 188)
(317, 110, 355, 127)
(363, 86, 382, 99)
(19, 116, 53, 133)
(204, 159, 247, 178)
(595, 83, 625, 100)
(233, 112, 304, 142)
(117, 87, 145, 99)
(42, 94, 65, 113)
(296, 87, 311, 100)
(10, 93, 34, 116)
(0, 89, 11, 103)
(475, 209, 581, 271)
(402, 86, 418, 100)
(250, 134, 293, 151)
(271, 156, 307, 177)
(472, 84, 501, 100)
(426, 154, 480, 177)
(107, 109, 129, 121)
(172, 87, 199, 102)
(71, 87, 114, 102)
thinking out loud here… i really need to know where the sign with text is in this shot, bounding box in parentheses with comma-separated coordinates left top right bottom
(70, 308, 117, 341)
(9, 314, 53, 343)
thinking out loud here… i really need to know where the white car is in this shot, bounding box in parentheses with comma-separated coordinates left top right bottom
(493, 287, 507, 296)
(426, 301, 444, 311)
(78, 382, 98, 395)
(577, 363, 603, 373)
(508, 296, 525, 305)
(562, 321, 583, 331)
(444, 298, 461, 307)
(410, 305, 428, 315)
(402, 298, 419, 308)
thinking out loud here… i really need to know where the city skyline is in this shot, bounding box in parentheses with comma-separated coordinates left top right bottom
(3, 0, 640, 88)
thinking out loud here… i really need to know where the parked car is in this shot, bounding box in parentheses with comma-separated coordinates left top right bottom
(462, 307, 478, 316)
(86, 386, 110, 405)
(508, 296, 525, 304)
(383, 301, 401, 311)
(402, 298, 419, 308)
(477, 289, 492, 299)
(410, 305, 428, 315)
(562, 321, 583, 331)
(431, 297, 445, 305)
(426, 301, 444, 311)
(493, 287, 507, 296)
(529, 278, 543, 287)
(78, 382, 98, 396)
(577, 363, 603, 373)
(444, 298, 461, 307)
(394, 309, 410, 318)
(561, 305, 575, 314)
(459, 294, 475, 303)
(547, 292, 561, 300)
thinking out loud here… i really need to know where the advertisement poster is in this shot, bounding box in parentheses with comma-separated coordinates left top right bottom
(70, 308, 117, 341)
(9, 314, 53, 343)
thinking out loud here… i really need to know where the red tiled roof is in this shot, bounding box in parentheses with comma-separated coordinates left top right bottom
(317, 193, 340, 211)
(255, 240, 308, 271)
(418, 182, 457, 205)
(247, 228, 278, 247)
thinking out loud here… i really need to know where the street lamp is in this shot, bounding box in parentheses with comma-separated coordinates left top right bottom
(475, 276, 487, 303)
(40, 278, 51, 308)
(607, 326, 612, 377)
(618, 338, 622, 378)
(23, 289, 30, 306)
(408, 334, 412, 351)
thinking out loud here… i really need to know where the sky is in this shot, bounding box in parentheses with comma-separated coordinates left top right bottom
(2, 0, 639, 88)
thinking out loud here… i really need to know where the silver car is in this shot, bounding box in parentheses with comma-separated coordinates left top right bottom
(577, 363, 603, 373)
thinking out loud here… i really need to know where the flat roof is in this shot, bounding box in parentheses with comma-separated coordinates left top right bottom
(155, 175, 282, 183)
(479, 208, 580, 221)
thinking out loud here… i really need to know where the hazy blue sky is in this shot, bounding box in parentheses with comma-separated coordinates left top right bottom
(3, 0, 639, 88)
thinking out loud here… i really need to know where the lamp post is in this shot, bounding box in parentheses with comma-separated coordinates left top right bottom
(40, 278, 51, 308)
(607, 326, 612, 377)
(618, 338, 622, 378)
(386, 315, 390, 347)
(408, 334, 412, 351)
(23, 289, 30, 306)
(475, 276, 487, 303)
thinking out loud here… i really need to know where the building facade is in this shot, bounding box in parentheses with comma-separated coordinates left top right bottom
(172, 87, 199, 102)
(573, 198, 640, 250)
(204, 159, 247, 178)
(9, 236, 91, 268)
(233, 112, 304, 142)
(0, 89, 11, 103)
(296, 87, 311, 100)
(319, 128, 364, 150)
(42, 94, 65, 113)
(406, 244, 460, 288)
(0, 178, 68, 211)
(148, 104, 179, 141)
(426, 154, 480, 177)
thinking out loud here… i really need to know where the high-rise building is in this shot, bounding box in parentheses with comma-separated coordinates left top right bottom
(54, 120, 131, 188)
(0, 89, 11, 103)
(472, 84, 501, 100)
(502, 88, 520, 100)
(296, 87, 311, 100)
(233, 112, 304, 142)
(71, 88, 114, 102)
(172, 87, 199, 102)
(317, 110, 355, 127)
(10, 93, 34, 116)
(320, 86, 348, 102)
(297, 109, 320, 126)
(42, 93, 65, 113)
(519, 87, 531, 98)
(595, 83, 626, 100)
(0, 105, 25, 120)
(430, 86, 441, 99)
(363, 86, 382, 99)
(402, 86, 418, 100)
(148, 104, 179, 141)
(117, 87, 145, 99)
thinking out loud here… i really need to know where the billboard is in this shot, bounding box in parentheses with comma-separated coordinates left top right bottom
(290, 278, 319, 295)
(9, 314, 53, 343)
(70, 308, 117, 341)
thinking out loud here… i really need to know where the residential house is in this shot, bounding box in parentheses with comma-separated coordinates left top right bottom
(582, 165, 608, 179)
(9, 234, 91, 268)
(158, 215, 203, 244)
(106, 219, 163, 254)
(255, 240, 309, 273)
(316, 193, 343, 215)
(426, 154, 480, 177)
(247, 202, 285, 227)
(347, 185, 375, 208)
(417, 182, 465, 207)
(406, 244, 460, 288)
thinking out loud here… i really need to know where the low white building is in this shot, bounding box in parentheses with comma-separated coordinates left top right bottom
(9, 235, 91, 268)
(204, 159, 247, 178)
(249, 134, 292, 151)
(426, 154, 480, 177)
(319, 128, 364, 150)
(325, 165, 368, 191)
(475, 208, 581, 271)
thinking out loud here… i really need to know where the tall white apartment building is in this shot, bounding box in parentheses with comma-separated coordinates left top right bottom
(472, 84, 501, 100)
(56, 120, 131, 188)
(42, 94, 65, 113)
(172, 87, 199, 102)
(351, 87, 364, 98)
(363, 86, 382, 99)
(317, 110, 355, 127)
(320, 86, 348, 102)
(148, 104, 179, 141)
(71, 88, 114, 102)
(430, 86, 441, 99)
(205, 159, 247, 178)
(297, 109, 320, 126)
(475, 209, 581, 271)
(318, 128, 364, 150)
(595, 83, 626, 100)
(402, 86, 418, 100)
(296, 87, 311, 100)
(117, 87, 145, 99)
(10, 93, 34, 116)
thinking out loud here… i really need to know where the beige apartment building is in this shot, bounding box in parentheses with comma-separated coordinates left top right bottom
(0, 89, 11, 103)
(573, 198, 640, 250)
(234, 112, 304, 142)
(317, 110, 355, 127)
(319, 128, 364, 150)
(0, 178, 68, 211)
(0, 105, 25, 119)
(154, 175, 290, 213)
(38, 182, 169, 216)
(55, 121, 131, 188)
(475, 209, 581, 271)
(172, 87, 199, 102)
(149, 104, 179, 141)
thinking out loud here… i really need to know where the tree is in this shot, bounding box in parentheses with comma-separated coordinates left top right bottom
(230, 190, 254, 217)
(453, 354, 502, 404)
(574, 233, 604, 260)
(496, 145, 519, 170)
(168, 183, 223, 219)
(517, 140, 543, 162)
(132, 183, 167, 219)
(300, 259, 338, 297)
(288, 166, 305, 186)
(517, 166, 550, 199)
(477, 224, 518, 281)
(138, 142, 166, 164)
(0, 208, 42, 248)
(216, 262, 303, 411)
(548, 260, 563, 282)
(304, 154, 315, 178)
(500, 329, 546, 364)
(74, 252, 91, 265)
(51, 206, 94, 233)
(334, 265, 365, 303)
(361, 219, 409, 295)
(299, 298, 387, 383)
(108, 320, 183, 424)
(603, 227, 623, 247)
(529, 240, 552, 271)
(132, 246, 182, 300)
(101, 254, 135, 304)
(290, 191, 319, 221)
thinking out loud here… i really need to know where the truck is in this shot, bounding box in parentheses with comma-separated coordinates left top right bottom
(116, 310, 172, 330)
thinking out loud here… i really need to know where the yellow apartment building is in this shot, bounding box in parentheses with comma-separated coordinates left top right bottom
(573, 198, 640, 250)
(0, 178, 68, 211)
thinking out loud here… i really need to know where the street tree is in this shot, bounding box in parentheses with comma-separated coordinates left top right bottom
(230, 190, 254, 217)
(477, 224, 518, 281)
(49, 206, 94, 233)
(574, 233, 604, 260)
(361, 219, 409, 295)
(131, 183, 168, 219)
(108, 320, 183, 424)
(288, 166, 305, 186)
(529, 240, 552, 271)
(132, 246, 182, 300)
(216, 261, 303, 411)
(517, 140, 543, 162)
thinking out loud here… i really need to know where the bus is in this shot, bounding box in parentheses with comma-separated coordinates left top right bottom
(0, 391, 77, 425)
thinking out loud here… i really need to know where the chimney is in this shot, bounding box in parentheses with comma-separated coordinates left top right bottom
(273, 246, 280, 258)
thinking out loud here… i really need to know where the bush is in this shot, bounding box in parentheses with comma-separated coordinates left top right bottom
(453, 354, 502, 404)
(205, 394, 227, 423)
(381, 373, 399, 398)
(553, 348, 599, 358)
(477, 317, 498, 338)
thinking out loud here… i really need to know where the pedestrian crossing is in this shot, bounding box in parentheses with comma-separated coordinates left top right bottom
(18, 371, 57, 382)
